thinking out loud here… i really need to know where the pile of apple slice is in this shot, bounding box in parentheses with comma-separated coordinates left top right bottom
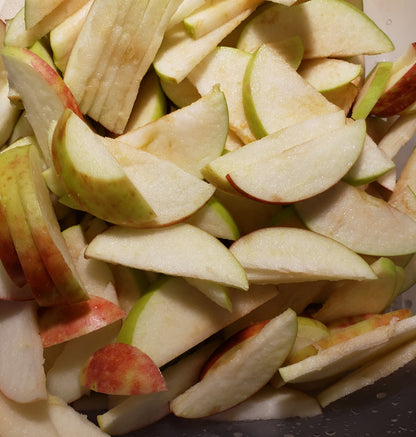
(2, 0, 416, 435)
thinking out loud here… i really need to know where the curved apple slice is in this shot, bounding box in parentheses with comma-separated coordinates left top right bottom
(295, 181, 416, 256)
(229, 227, 376, 284)
(237, 0, 394, 58)
(170, 308, 297, 418)
(85, 223, 248, 290)
(227, 119, 365, 203)
(52, 109, 156, 227)
(80, 343, 167, 396)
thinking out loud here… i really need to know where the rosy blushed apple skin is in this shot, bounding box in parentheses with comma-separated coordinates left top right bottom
(19, 47, 83, 119)
(39, 295, 126, 348)
(81, 343, 167, 396)
(200, 319, 270, 379)
(371, 43, 416, 117)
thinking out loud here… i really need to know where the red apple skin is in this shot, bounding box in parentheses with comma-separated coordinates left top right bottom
(18, 47, 83, 119)
(39, 295, 126, 348)
(200, 319, 270, 379)
(0, 203, 27, 288)
(81, 343, 167, 396)
(371, 43, 416, 117)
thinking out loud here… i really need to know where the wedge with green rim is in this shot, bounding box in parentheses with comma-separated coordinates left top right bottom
(237, 0, 394, 58)
(243, 43, 340, 138)
(51, 108, 156, 227)
(117, 276, 278, 367)
(85, 223, 248, 290)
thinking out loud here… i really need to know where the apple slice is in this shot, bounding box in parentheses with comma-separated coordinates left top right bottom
(46, 323, 120, 403)
(0, 392, 59, 437)
(371, 42, 416, 117)
(153, 7, 256, 84)
(226, 119, 365, 203)
(47, 395, 110, 437)
(243, 43, 340, 138)
(187, 46, 255, 144)
(160, 76, 201, 108)
(279, 311, 416, 385)
(85, 223, 248, 290)
(229, 227, 376, 284)
(116, 276, 277, 367)
(202, 110, 346, 193)
(237, 0, 394, 58)
(4, 0, 91, 48)
(185, 196, 240, 241)
(97, 339, 220, 435)
(117, 86, 228, 179)
(207, 386, 322, 421)
(351, 61, 393, 119)
(80, 343, 167, 396)
(169, 308, 297, 418)
(312, 257, 400, 324)
(185, 277, 233, 311)
(64, 0, 181, 134)
(298, 58, 363, 92)
(317, 336, 416, 407)
(342, 133, 395, 186)
(52, 109, 157, 227)
(39, 295, 125, 348)
(49, 0, 93, 73)
(0, 258, 32, 301)
(0, 300, 46, 403)
(1, 46, 82, 166)
(183, 0, 263, 39)
(16, 142, 88, 304)
(0, 146, 61, 306)
(295, 181, 416, 256)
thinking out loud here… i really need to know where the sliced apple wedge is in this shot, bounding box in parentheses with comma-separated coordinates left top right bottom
(116, 276, 277, 367)
(0, 392, 59, 437)
(243, 43, 340, 138)
(351, 61, 393, 119)
(80, 343, 167, 396)
(170, 308, 297, 418)
(85, 223, 248, 290)
(229, 227, 376, 284)
(202, 110, 346, 193)
(227, 119, 365, 203)
(0, 146, 60, 306)
(117, 86, 228, 179)
(39, 295, 125, 348)
(1, 46, 82, 166)
(279, 312, 416, 385)
(0, 300, 47, 403)
(64, 0, 181, 133)
(51, 109, 156, 227)
(237, 0, 394, 58)
(97, 340, 220, 435)
(317, 336, 416, 407)
(312, 257, 399, 323)
(16, 142, 88, 304)
(207, 386, 322, 421)
(296, 181, 416, 256)
(153, 8, 256, 84)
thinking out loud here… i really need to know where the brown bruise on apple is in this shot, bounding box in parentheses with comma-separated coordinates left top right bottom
(39, 295, 126, 348)
(81, 343, 167, 396)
